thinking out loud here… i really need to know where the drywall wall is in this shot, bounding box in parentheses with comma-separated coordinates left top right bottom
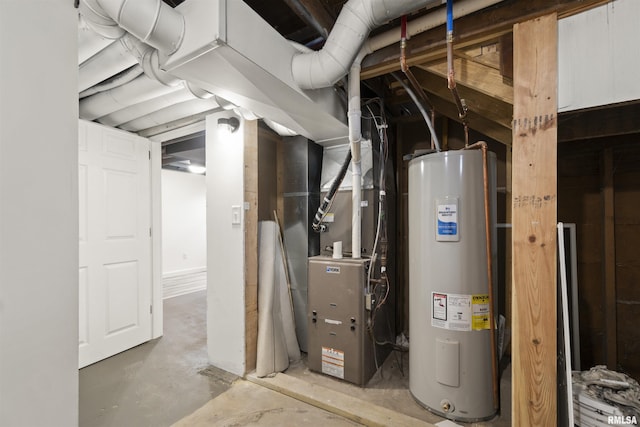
(161, 169, 207, 275)
(0, 2, 79, 426)
(206, 113, 246, 376)
(559, 0, 640, 111)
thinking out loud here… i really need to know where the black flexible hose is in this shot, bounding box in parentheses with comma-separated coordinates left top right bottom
(312, 150, 352, 232)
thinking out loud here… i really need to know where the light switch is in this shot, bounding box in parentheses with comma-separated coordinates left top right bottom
(231, 205, 241, 225)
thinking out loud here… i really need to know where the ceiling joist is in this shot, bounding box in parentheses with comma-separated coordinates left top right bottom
(361, 0, 611, 80)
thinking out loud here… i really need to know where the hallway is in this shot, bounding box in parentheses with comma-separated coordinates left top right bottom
(79, 291, 236, 427)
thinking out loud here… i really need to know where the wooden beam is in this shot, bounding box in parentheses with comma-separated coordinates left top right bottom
(511, 14, 558, 427)
(390, 88, 512, 145)
(418, 57, 514, 104)
(558, 101, 640, 142)
(361, 0, 610, 81)
(391, 68, 513, 144)
(499, 33, 514, 80)
(602, 147, 617, 369)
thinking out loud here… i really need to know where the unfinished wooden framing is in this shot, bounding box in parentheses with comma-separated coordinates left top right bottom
(511, 14, 558, 426)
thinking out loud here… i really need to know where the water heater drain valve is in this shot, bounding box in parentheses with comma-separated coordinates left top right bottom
(440, 399, 454, 413)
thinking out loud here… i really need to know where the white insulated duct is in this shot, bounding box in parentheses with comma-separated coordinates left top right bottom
(292, 0, 440, 89)
(78, 16, 115, 64)
(119, 97, 221, 132)
(80, 0, 185, 55)
(80, 74, 182, 121)
(98, 85, 209, 127)
(79, 65, 143, 98)
(78, 39, 138, 92)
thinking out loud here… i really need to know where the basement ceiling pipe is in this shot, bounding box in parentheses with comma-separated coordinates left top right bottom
(363, 0, 505, 56)
(78, 16, 115, 64)
(119, 97, 221, 132)
(348, 55, 364, 258)
(78, 0, 126, 40)
(98, 85, 200, 127)
(292, 0, 440, 89)
(79, 0, 185, 55)
(78, 38, 138, 92)
(80, 65, 143, 99)
(79, 75, 183, 121)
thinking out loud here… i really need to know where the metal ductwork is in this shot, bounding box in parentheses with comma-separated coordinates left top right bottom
(292, 0, 442, 89)
(78, 0, 443, 144)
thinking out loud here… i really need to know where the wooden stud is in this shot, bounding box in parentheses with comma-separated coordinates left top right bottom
(511, 14, 558, 427)
(602, 147, 617, 369)
(244, 119, 259, 373)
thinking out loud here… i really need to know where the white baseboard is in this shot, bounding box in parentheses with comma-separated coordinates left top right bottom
(163, 268, 207, 299)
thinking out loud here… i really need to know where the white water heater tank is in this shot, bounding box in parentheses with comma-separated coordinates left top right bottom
(408, 149, 498, 422)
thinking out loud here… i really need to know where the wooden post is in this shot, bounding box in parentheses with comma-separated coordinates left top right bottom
(244, 119, 259, 373)
(602, 147, 617, 369)
(512, 14, 558, 426)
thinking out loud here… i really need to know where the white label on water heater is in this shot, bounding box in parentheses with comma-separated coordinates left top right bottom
(435, 198, 459, 241)
(432, 292, 471, 331)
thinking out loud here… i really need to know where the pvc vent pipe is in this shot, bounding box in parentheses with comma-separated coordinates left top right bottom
(292, 0, 438, 89)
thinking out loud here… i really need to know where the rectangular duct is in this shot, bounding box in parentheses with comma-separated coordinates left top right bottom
(161, 0, 348, 146)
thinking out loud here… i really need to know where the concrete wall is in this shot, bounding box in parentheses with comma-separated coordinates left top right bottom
(206, 113, 246, 376)
(0, 1, 79, 426)
(559, 0, 640, 111)
(161, 169, 207, 275)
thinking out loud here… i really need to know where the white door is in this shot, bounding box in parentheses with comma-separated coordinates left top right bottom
(79, 120, 152, 368)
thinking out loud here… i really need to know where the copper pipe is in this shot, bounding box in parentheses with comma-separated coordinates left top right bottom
(464, 141, 499, 411)
(394, 15, 440, 151)
(447, 34, 469, 124)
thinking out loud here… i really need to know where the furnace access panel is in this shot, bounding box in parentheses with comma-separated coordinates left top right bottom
(308, 256, 391, 386)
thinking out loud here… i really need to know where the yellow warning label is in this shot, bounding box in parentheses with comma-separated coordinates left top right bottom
(471, 294, 490, 330)
(472, 295, 489, 304)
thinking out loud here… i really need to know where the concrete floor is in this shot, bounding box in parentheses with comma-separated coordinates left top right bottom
(79, 290, 237, 427)
(80, 290, 512, 427)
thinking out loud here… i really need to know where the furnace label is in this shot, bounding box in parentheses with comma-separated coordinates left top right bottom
(321, 347, 344, 379)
